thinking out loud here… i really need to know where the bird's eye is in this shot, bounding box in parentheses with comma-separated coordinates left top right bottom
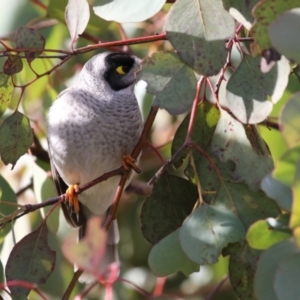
(115, 65, 130, 75)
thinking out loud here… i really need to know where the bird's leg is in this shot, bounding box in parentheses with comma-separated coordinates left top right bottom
(121, 154, 142, 174)
(65, 184, 80, 215)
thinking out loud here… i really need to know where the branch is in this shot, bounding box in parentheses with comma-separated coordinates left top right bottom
(103, 106, 158, 230)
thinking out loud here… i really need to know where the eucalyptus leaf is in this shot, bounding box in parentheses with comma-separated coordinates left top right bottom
(0, 111, 33, 168)
(15, 27, 45, 62)
(215, 182, 281, 230)
(228, 242, 261, 300)
(226, 55, 289, 124)
(179, 203, 245, 264)
(92, 0, 165, 22)
(222, 0, 259, 29)
(0, 73, 13, 117)
(211, 109, 273, 190)
(254, 239, 299, 300)
(246, 219, 290, 250)
(65, 0, 90, 47)
(251, 0, 299, 52)
(5, 223, 56, 297)
(148, 229, 199, 277)
(274, 253, 300, 300)
(138, 52, 197, 115)
(141, 172, 198, 244)
(165, 0, 235, 76)
(279, 91, 300, 148)
(269, 8, 300, 64)
(261, 173, 292, 211)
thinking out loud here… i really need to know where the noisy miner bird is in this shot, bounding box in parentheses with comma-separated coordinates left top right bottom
(47, 52, 143, 278)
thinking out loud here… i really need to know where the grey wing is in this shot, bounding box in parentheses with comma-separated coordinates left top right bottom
(48, 139, 86, 228)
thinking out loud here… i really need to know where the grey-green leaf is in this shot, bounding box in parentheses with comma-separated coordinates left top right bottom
(0, 111, 33, 168)
(274, 253, 300, 300)
(226, 55, 290, 124)
(92, 0, 165, 22)
(254, 239, 299, 300)
(141, 172, 198, 244)
(179, 203, 245, 264)
(164, 0, 235, 76)
(65, 0, 90, 47)
(261, 173, 292, 211)
(222, 0, 260, 28)
(269, 8, 300, 64)
(211, 109, 273, 190)
(148, 229, 199, 277)
(0, 73, 13, 117)
(228, 242, 261, 300)
(138, 52, 197, 114)
(3, 55, 23, 75)
(215, 182, 281, 230)
(279, 91, 300, 148)
(5, 223, 56, 297)
(15, 27, 45, 62)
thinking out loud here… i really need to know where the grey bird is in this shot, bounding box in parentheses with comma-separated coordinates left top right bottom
(47, 52, 143, 279)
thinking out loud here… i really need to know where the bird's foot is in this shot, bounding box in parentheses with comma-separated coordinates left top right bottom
(122, 155, 142, 174)
(65, 184, 80, 219)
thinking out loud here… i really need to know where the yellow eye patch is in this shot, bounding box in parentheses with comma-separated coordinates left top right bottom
(116, 65, 126, 75)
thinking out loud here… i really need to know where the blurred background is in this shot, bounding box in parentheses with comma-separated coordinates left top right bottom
(0, 0, 295, 299)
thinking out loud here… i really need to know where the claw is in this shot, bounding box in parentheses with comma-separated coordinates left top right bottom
(122, 155, 142, 174)
(65, 184, 80, 215)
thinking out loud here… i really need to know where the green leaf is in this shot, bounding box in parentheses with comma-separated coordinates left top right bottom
(48, 0, 113, 37)
(65, 0, 90, 47)
(5, 223, 56, 297)
(279, 91, 300, 148)
(246, 219, 290, 250)
(179, 203, 245, 264)
(0, 175, 17, 244)
(251, 0, 299, 52)
(274, 253, 300, 300)
(261, 173, 292, 211)
(92, 0, 165, 22)
(290, 160, 300, 228)
(215, 182, 281, 230)
(148, 229, 199, 277)
(138, 52, 197, 115)
(254, 239, 299, 300)
(187, 150, 235, 204)
(33, 163, 59, 233)
(15, 27, 45, 62)
(269, 8, 300, 64)
(226, 55, 290, 124)
(171, 101, 220, 168)
(273, 144, 300, 186)
(0, 111, 33, 168)
(228, 242, 261, 300)
(211, 109, 273, 190)
(0, 73, 13, 117)
(0, 259, 4, 285)
(141, 172, 198, 244)
(164, 0, 235, 76)
(3, 55, 23, 75)
(222, 0, 259, 28)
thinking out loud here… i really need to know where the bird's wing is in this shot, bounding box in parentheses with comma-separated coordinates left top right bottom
(48, 140, 86, 228)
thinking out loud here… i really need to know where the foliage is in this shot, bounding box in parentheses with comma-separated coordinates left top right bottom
(0, 0, 300, 299)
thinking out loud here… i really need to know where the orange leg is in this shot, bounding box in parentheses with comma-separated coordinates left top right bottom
(65, 184, 80, 214)
(122, 154, 142, 174)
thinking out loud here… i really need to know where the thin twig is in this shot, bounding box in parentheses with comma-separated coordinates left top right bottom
(205, 276, 228, 300)
(103, 106, 159, 230)
(62, 270, 83, 300)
